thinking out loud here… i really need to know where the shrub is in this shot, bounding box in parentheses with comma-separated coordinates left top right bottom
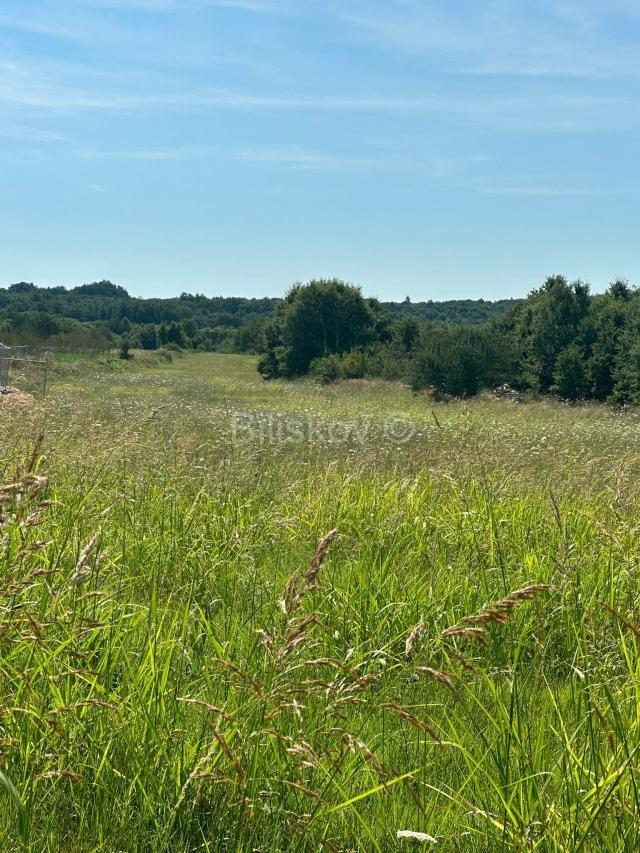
(309, 353, 342, 383)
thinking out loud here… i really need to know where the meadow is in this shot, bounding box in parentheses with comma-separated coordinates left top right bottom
(2, 352, 640, 851)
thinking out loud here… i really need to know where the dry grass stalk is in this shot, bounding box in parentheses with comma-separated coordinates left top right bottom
(210, 729, 245, 783)
(416, 666, 463, 701)
(285, 740, 320, 768)
(0, 474, 48, 497)
(382, 703, 440, 741)
(192, 772, 234, 784)
(256, 628, 274, 651)
(282, 779, 325, 801)
(342, 733, 387, 781)
(279, 529, 338, 617)
(73, 533, 99, 586)
(177, 697, 239, 723)
(279, 612, 321, 659)
(396, 829, 438, 843)
(39, 770, 83, 781)
(405, 619, 426, 655)
(463, 584, 553, 626)
(441, 626, 488, 646)
(603, 603, 640, 640)
(265, 700, 305, 722)
(211, 658, 263, 696)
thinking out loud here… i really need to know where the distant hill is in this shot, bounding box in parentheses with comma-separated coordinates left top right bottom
(0, 281, 278, 329)
(381, 297, 522, 324)
(1, 281, 520, 328)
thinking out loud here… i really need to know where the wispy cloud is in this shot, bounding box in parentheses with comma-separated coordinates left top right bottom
(239, 146, 379, 169)
(76, 146, 216, 160)
(3, 59, 639, 136)
(0, 14, 78, 39)
(0, 122, 65, 142)
(477, 185, 630, 197)
(336, 0, 640, 79)
(77, 0, 278, 12)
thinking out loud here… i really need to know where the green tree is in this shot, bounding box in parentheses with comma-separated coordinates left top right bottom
(119, 338, 133, 360)
(552, 344, 590, 399)
(258, 280, 381, 378)
(513, 276, 590, 392)
(410, 324, 509, 397)
(139, 325, 159, 350)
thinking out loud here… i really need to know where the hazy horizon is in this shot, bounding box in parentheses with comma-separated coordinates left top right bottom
(0, 273, 629, 304)
(0, 273, 633, 302)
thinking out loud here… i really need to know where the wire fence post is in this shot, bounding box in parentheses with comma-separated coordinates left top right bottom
(43, 353, 49, 399)
(0, 344, 52, 399)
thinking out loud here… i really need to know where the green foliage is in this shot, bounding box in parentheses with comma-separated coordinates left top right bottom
(513, 275, 591, 392)
(258, 279, 383, 378)
(118, 338, 133, 360)
(265, 274, 640, 405)
(0, 280, 276, 355)
(139, 324, 159, 350)
(552, 343, 589, 399)
(382, 296, 521, 324)
(410, 324, 509, 397)
(309, 353, 342, 383)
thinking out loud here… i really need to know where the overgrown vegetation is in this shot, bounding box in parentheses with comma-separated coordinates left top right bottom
(2, 353, 640, 850)
(260, 275, 640, 404)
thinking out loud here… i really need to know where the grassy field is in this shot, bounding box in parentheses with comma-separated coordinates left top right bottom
(2, 352, 640, 851)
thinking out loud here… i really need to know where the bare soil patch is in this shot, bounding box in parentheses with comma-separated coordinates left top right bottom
(0, 389, 35, 406)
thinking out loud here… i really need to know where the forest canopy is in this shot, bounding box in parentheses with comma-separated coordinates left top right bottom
(0, 279, 515, 355)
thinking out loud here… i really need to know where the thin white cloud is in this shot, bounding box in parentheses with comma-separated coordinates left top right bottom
(77, 0, 278, 11)
(0, 123, 66, 142)
(0, 14, 78, 38)
(76, 146, 215, 160)
(239, 146, 378, 168)
(2, 58, 638, 134)
(478, 185, 629, 197)
(336, 0, 640, 79)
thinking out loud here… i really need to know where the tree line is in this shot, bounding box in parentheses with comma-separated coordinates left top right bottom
(5, 275, 640, 404)
(0, 279, 516, 354)
(258, 276, 640, 405)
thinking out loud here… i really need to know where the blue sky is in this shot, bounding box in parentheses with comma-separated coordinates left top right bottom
(1, 0, 639, 301)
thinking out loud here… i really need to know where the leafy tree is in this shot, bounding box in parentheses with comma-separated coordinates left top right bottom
(608, 278, 632, 301)
(393, 316, 420, 353)
(410, 324, 508, 397)
(139, 325, 159, 350)
(161, 321, 187, 349)
(259, 280, 382, 378)
(513, 276, 590, 392)
(553, 344, 590, 400)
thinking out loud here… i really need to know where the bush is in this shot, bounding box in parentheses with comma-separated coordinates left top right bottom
(119, 339, 133, 360)
(309, 354, 342, 384)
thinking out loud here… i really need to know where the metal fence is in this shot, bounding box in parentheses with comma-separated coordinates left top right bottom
(0, 343, 51, 398)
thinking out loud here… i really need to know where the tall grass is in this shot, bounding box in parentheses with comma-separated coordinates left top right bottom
(1, 353, 640, 850)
